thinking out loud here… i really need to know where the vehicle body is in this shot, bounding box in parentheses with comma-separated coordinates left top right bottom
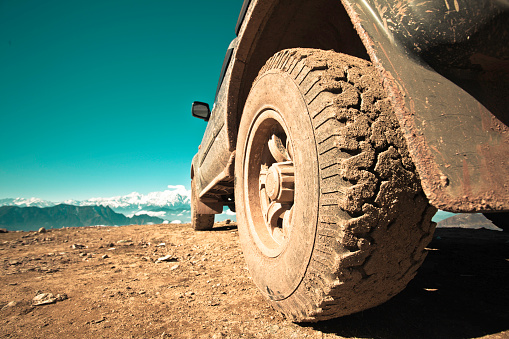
(191, 0, 508, 321)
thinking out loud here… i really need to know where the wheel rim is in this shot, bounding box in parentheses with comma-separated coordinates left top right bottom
(244, 109, 295, 257)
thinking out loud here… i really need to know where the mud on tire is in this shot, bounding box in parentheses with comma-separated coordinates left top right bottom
(235, 48, 437, 322)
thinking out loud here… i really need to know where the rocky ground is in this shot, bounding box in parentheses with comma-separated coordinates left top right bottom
(0, 220, 508, 338)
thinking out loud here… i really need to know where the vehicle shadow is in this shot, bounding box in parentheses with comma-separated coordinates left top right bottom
(210, 224, 238, 232)
(305, 228, 509, 339)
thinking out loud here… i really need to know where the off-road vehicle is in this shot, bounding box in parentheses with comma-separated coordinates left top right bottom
(190, 0, 508, 321)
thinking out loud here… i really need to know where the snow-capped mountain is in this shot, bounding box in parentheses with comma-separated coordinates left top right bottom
(68, 185, 192, 222)
(64, 185, 191, 214)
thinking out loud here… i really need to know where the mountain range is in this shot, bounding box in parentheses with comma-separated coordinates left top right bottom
(0, 185, 192, 223)
(0, 185, 236, 229)
(0, 204, 164, 232)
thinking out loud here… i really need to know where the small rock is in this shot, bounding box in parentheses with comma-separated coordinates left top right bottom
(9, 260, 20, 266)
(155, 255, 178, 263)
(32, 293, 67, 306)
(87, 316, 106, 324)
(0, 228, 8, 233)
(32, 293, 57, 306)
(56, 294, 68, 301)
(102, 254, 109, 259)
(79, 253, 87, 257)
(225, 219, 231, 224)
(184, 291, 195, 297)
(170, 264, 179, 271)
(38, 227, 47, 233)
(116, 239, 132, 244)
(208, 300, 220, 306)
(156, 243, 166, 247)
(1, 301, 17, 310)
(72, 244, 86, 249)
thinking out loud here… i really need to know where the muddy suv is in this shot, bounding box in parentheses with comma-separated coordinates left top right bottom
(190, 0, 508, 321)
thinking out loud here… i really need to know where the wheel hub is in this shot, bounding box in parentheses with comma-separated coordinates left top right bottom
(258, 133, 296, 246)
(264, 162, 294, 202)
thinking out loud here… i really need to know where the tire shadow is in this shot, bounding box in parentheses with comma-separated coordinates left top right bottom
(210, 224, 238, 232)
(305, 228, 509, 339)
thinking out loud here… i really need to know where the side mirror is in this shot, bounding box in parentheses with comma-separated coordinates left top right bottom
(192, 101, 211, 121)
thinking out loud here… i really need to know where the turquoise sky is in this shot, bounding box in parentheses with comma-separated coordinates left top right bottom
(0, 0, 242, 201)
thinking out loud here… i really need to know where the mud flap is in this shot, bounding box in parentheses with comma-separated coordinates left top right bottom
(197, 200, 223, 214)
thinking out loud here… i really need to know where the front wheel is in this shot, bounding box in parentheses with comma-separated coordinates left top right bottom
(234, 48, 437, 321)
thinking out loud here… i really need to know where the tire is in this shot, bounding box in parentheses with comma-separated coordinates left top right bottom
(191, 178, 214, 231)
(234, 48, 437, 322)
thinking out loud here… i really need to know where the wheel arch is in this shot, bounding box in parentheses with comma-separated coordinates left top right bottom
(225, 0, 368, 151)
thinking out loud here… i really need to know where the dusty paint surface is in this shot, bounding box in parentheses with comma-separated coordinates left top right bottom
(341, 0, 509, 212)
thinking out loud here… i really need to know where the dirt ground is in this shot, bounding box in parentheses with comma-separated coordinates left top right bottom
(1, 221, 508, 339)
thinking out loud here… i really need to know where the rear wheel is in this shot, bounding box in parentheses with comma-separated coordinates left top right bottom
(235, 48, 437, 321)
(191, 178, 214, 231)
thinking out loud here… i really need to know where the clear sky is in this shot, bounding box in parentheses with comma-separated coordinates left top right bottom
(0, 0, 242, 201)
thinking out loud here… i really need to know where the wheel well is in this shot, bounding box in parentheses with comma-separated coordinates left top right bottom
(230, 0, 369, 147)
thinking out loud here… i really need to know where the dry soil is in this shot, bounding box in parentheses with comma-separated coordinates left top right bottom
(1, 221, 508, 338)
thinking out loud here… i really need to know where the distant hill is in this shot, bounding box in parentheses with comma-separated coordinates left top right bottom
(0, 204, 164, 231)
(436, 213, 501, 231)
